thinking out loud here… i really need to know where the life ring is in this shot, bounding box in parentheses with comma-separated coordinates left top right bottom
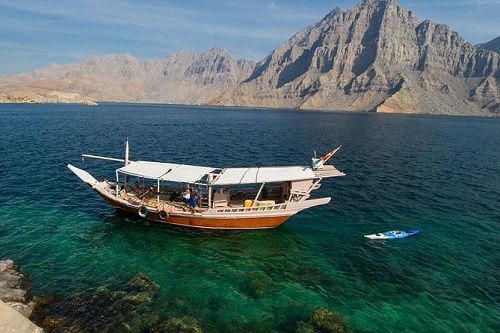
(138, 205, 148, 217)
(159, 210, 169, 220)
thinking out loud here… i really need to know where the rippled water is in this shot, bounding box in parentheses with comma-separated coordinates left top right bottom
(1, 103, 499, 332)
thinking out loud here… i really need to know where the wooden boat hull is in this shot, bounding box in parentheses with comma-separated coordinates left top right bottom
(124, 207, 289, 229)
(66, 162, 339, 230)
(96, 187, 325, 230)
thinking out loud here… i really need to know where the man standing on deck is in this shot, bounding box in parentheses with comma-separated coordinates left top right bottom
(187, 187, 199, 213)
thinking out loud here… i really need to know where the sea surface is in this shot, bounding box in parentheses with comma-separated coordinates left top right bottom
(0, 103, 498, 332)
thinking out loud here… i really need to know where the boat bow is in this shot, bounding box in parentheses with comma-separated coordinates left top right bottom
(65, 163, 98, 187)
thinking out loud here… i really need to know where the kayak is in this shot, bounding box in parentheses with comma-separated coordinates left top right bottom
(364, 230, 420, 240)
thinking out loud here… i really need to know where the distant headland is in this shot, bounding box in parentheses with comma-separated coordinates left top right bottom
(0, 91, 97, 105)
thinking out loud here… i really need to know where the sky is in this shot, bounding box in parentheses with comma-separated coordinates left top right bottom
(0, 0, 498, 75)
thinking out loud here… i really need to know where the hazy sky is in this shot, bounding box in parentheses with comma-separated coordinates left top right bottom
(0, 0, 498, 74)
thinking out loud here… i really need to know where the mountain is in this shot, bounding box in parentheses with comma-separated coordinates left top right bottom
(1, 0, 499, 116)
(0, 48, 255, 105)
(477, 36, 500, 55)
(141, 48, 255, 104)
(212, 0, 499, 115)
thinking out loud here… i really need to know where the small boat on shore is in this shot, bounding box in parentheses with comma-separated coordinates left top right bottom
(66, 140, 345, 229)
(364, 230, 420, 240)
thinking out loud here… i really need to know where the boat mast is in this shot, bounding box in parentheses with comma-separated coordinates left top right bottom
(124, 138, 129, 166)
(81, 138, 130, 165)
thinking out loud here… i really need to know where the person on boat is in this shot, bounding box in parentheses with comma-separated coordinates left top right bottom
(145, 187, 155, 198)
(182, 186, 191, 205)
(187, 187, 199, 214)
(138, 186, 154, 200)
(134, 181, 141, 196)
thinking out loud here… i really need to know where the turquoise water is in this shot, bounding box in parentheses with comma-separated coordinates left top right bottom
(0, 103, 499, 332)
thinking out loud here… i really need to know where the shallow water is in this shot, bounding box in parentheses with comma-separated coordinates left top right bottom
(0, 103, 499, 332)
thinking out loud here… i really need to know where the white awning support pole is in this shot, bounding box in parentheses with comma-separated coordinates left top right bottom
(253, 182, 266, 206)
(125, 138, 130, 165)
(157, 179, 160, 207)
(207, 173, 213, 208)
(115, 170, 120, 197)
(311, 178, 322, 192)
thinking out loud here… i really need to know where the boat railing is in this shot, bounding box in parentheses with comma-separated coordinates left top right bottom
(213, 202, 288, 214)
(113, 185, 292, 214)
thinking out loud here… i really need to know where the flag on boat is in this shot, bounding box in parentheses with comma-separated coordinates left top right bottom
(313, 146, 341, 169)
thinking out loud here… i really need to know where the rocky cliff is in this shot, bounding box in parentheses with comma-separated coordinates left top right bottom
(212, 0, 499, 115)
(141, 48, 255, 104)
(0, 0, 498, 116)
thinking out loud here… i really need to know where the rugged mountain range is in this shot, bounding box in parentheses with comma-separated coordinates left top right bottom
(212, 0, 499, 115)
(0, 48, 255, 105)
(1, 0, 499, 116)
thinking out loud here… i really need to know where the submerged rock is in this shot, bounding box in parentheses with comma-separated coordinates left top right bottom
(31, 273, 161, 333)
(7, 262, 353, 333)
(308, 308, 351, 333)
(150, 316, 203, 333)
(245, 271, 275, 298)
(127, 272, 160, 293)
(296, 321, 317, 333)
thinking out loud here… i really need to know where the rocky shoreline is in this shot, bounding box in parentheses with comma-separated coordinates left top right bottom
(1, 259, 353, 333)
(0, 259, 37, 317)
(0, 259, 42, 332)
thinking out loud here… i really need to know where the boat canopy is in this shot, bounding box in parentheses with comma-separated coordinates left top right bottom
(117, 161, 345, 186)
(117, 161, 216, 184)
(212, 166, 317, 185)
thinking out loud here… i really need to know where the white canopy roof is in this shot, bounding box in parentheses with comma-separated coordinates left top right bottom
(118, 161, 344, 185)
(212, 166, 316, 185)
(118, 161, 216, 183)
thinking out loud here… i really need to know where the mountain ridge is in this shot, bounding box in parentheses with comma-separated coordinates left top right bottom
(0, 0, 498, 116)
(477, 36, 500, 55)
(211, 0, 499, 116)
